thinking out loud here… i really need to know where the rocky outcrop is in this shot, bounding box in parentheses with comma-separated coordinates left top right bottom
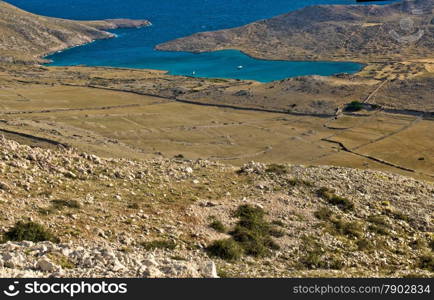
(0, 136, 432, 277)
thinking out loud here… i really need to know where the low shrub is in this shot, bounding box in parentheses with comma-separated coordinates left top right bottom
(206, 239, 243, 260)
(234, 205, 265, 221)
(3, 221, 59, 243)
(207, 205, 281, 260)
(230, 207, 280, 257)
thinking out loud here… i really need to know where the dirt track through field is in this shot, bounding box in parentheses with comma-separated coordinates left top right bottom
(0, 80, 432, 180)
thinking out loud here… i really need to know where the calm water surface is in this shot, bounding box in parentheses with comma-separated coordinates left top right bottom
(6, 0, 395, 82)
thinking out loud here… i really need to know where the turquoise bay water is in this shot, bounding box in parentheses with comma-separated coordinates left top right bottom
(6, 0, 395, 82)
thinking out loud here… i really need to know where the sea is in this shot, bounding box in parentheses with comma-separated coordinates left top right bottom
(6, 0, 396, 82)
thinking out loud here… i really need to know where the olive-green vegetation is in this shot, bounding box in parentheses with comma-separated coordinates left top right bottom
(207, 205, 282, 260)
(209, 219, 226, 233)
(344, 101, 363, 112)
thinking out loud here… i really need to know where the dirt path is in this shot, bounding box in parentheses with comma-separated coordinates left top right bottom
(363, 79, 389, 103)
(351, 114, 423, 151)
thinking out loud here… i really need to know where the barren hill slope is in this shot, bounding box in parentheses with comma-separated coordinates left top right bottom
(0, 136, 432, 277)
(0, 1, 150, 64)
(157, 0, 434, 62)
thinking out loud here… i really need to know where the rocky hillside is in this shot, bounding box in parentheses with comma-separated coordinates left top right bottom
(157, 0, 434, 62)
(0, 1, 150, 64)
(0, 136, 432, 277)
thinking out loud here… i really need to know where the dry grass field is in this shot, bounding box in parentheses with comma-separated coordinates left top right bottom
(0, 83, 432, 182)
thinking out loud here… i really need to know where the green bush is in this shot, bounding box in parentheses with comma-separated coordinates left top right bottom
(207, 205, 281, 260)
(206, 239, 243, 260)
(3, 221, 59, 243)
(231, 205, 280, 257)
(344, 101, 363, 112)
(234, 205, 265, 220)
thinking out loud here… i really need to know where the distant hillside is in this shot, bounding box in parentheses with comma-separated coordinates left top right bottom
(157, 0, 434, 62)
(0, 1, 150, 64)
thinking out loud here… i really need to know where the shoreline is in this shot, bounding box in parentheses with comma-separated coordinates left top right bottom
(43, 46, 367, 83)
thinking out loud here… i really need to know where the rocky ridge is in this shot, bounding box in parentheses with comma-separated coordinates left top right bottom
(0, 1, 150, 64)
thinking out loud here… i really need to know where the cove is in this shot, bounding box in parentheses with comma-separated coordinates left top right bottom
(45, 47, 363, 83)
